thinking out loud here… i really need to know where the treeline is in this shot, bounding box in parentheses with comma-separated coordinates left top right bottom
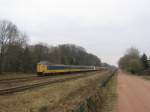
(119, 47, 150, 75)
(0, 20, 101, 74)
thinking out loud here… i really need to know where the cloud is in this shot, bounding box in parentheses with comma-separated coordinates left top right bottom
(0, 0, 150, 65)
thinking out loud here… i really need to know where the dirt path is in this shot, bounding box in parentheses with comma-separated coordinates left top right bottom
(117, 71, 150, 112)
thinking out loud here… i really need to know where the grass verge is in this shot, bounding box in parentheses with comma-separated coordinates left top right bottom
(100, 72, 117, 112)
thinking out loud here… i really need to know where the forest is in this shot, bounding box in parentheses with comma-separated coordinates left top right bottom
(119, 48, 150, 75)
(0, 20, 101, 74)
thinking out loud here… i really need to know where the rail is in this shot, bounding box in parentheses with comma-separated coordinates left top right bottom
(0, 71, 103, 95)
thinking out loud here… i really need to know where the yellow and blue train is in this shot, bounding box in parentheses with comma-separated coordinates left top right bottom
(37, 61, 100, 76)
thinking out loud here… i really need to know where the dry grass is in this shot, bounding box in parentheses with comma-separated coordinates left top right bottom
(0, 73, 35, 80)
(0, 71, 108, 112)
(0, 72, 95, 89)
(100, 73, 118, 112)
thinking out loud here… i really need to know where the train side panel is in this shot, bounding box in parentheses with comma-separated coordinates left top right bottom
(37, 62, 101, 76)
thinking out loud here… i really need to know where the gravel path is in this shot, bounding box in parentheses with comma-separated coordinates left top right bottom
(117, 71, 150, 112)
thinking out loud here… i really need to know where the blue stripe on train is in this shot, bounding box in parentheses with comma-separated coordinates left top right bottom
(47, 65, 92, 70)
(47, 66, 66, 70)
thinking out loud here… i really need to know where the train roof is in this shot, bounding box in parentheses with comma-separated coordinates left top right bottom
(38, 61, 97, 67)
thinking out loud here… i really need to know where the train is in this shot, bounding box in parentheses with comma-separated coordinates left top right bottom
(37, 61, 103, 76)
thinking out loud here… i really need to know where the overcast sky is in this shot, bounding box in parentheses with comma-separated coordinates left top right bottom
(0, 0, 150, 65)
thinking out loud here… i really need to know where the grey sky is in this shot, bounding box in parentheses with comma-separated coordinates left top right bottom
(0, 0, 150, 65)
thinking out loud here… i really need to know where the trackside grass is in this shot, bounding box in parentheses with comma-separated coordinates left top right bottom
(0, 71, 109, 112)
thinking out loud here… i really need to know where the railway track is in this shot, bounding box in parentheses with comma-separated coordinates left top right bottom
(0, 71, 108, 95)
(0, 76, 37, 84)
(0, 71, 98, 84)
(0, 75, 61, 84)
(0, 73, 87, 84)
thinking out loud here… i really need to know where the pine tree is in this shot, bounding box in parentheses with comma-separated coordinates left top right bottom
(141, 53, 149, 70)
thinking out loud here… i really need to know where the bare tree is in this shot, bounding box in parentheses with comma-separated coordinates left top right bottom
(0, 20, 20, 74)
(0, 20, 101, 74)
(126, 47, 140, 57)
(119, 47, 143, 74)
